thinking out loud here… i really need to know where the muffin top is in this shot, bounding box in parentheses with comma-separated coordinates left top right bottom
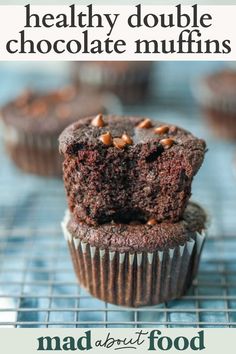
(66, 202, 206, 253)
(1, 86, 107, 135)
(59, 115, 206, 175)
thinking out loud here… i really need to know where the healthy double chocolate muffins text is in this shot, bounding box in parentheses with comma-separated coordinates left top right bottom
(60, 114, 207, 307)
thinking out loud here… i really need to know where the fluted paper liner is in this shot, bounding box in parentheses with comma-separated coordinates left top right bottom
(62, 211, 206, 308)
(1, 122, 62, 177)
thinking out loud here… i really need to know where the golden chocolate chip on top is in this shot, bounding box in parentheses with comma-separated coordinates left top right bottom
(160, 138, 174, 149)
(121, 133, 133, 145)
(154, 125, 169, 135)
(147, 218, 157, 226)
(99, 132, 112, 146)
(59, 86, 76, 101)
(113, 138, 127, 149)
(137, 118, 153, 129)
(30, 100, 48, 118)
(56, 104, 71, 119)
(91, 114, 105, 127)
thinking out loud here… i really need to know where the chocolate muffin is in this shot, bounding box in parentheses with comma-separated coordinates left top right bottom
(59, 115, 206, 225)
(62, 202, 207, 307)
(1, 87, 114, 176)
(72, 61, 153, 104)
(194, 69, 236, 140)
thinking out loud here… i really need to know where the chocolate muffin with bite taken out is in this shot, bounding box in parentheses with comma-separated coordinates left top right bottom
(59, 114, 206, 225)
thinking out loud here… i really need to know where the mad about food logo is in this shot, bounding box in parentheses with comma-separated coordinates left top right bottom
(148, 330, 205, 351)
(37, 330, 205, 351)
(37, 331, 92, 351)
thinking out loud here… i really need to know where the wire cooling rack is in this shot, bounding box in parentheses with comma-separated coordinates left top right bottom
(0, 62, 236, 328)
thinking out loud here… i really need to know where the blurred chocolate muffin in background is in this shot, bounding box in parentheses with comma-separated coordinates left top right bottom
(72, 61, 153, 104)
(194, 69, 236, 140)
(0, 86, 117, 177)
(233, 150, 236, 178)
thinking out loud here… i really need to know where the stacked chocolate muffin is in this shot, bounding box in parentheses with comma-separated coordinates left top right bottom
(60, 114, 207, 307)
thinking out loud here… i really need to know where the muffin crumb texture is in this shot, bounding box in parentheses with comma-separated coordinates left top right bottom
(59, 115, 206, 226)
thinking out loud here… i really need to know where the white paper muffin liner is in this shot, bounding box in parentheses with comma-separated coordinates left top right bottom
(62, 210, 206, 308)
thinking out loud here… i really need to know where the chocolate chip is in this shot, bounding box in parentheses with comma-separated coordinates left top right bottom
(91, 114, 105, 127)
(59, 86, 76, 101)
(160, 138, 174, 149)
(154, 125, 169, 135)
(147, 218, 157, 226)
(30, 100, 48, 117)
(137, 118, 153, 129)
(15, 90, 32, 108)
(113, 138, 127, 149)
(56, 104, 71, 119)
(99, 132, 112, 146)
(121, 133, 133, 145)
